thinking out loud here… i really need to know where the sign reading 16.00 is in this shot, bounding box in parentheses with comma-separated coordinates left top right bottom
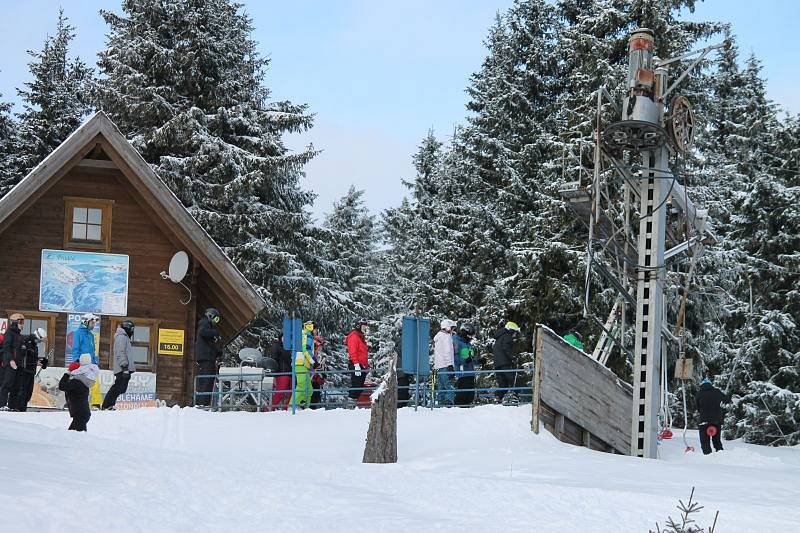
(158, 329, 185, 356)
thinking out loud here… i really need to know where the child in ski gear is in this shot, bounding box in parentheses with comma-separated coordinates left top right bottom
(102, 320, 136, 410)
(493, 321, 519, 402)
(269, 333, 293, 410)
(433, 319, 457, 406)
(347, 318, 370, 400)
(292, 321, 315, 408)
(696, 378, 729, 455)
(563, 331, 584, 351)
(59, 354, 99, 431)
(453, 324, 476, 406)
(15, 328, 47, 411)
(0, 313, 24, 410)
(195, 308, 222, 406)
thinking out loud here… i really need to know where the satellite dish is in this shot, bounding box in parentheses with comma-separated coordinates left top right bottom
(167, 251, 189, 283)
(238, 347, 263, 367)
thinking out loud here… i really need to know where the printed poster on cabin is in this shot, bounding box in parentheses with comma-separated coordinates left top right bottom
(39, 249, 129, 316)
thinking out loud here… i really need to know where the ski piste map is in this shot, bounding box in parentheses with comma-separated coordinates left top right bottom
(39, 249, 129, 316)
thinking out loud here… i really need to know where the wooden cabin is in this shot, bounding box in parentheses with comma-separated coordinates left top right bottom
(0, 112, 265, 405)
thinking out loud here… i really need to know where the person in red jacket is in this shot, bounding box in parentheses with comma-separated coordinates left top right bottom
(346, 318, 369, 401)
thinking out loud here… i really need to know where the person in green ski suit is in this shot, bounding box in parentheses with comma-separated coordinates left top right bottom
(291, 321, 315, 408)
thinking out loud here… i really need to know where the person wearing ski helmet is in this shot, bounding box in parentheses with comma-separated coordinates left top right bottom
(269, 333, 293, 410)
(695, 377, 730, 455)
(102, 320, 136, 410)
(346, 318, 370, 401)
(453, 324, 477, 406)
(433, 319, 457, 406)
(0, 313, 25, 410)
(71, 313, 98, 364)
(291, 321, 315, 408)
(15, 328, 47, 411)
(195, 308, 222, 407)
(492, 321, 520, 403)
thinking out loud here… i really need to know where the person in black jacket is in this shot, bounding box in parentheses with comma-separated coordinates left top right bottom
(195, 308, 223, 407)
(0, 313, 25, 410)
(492, 321, 520, 403)
(696, 378, 730, 455)
(15, 328, 47, 412)
(269, 333, 293, 410)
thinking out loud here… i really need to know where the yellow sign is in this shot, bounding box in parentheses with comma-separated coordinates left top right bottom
(158, 329, 185, 356)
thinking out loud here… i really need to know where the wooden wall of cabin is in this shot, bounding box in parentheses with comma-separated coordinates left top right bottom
(0, 165, 197, 404)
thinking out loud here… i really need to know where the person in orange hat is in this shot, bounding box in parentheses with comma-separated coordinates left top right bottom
(0, 313, 25, 410)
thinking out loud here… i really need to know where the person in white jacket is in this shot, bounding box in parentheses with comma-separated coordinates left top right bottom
(433, 319, 457, 406)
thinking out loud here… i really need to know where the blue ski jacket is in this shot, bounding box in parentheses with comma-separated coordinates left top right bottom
(452, 334, 475, 378)
(72, 324, 97, 364)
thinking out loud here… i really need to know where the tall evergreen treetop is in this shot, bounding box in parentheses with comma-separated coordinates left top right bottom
(9, 9, 93, 187)
(97, 0, 318, 315)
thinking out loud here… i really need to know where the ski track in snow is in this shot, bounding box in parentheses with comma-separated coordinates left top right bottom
(0, 406, 797, 532)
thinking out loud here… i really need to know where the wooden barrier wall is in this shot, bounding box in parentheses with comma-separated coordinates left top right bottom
(531, 325, 633, 455)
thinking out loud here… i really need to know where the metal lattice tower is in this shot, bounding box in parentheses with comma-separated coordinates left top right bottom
(559, 29, 728, 459)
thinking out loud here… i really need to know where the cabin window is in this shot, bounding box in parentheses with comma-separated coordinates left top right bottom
(5, 310, 57, 365)
(63, 197, 114, 252)
(110, 317, 160, 372)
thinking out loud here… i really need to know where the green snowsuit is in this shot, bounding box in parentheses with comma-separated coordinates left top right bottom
(291, 330, 314, 407)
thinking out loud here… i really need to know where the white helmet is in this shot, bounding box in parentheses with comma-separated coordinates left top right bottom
(81, 313, 99, 325)
(33, 328, 47, 342)
(441, 319, 457, 330)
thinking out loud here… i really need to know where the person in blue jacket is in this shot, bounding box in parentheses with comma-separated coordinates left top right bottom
(72, 313, 99, 364)
(453, 324, 477, 406)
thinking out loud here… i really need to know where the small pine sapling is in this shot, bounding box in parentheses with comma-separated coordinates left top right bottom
(650, 487, 720, 533)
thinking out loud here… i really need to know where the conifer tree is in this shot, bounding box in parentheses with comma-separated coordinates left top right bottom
(96, 0, 317, 319)
(8, 9, 93, 188)
(0, 93, 17, 197)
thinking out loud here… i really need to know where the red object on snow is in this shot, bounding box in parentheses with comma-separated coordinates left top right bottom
(68, 361, 81, 372)
(658, 428, 674, 440)
(356, 379, 378, 407)
(706, 425, 718, 437)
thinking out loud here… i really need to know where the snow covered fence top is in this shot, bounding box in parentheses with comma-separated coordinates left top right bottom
(532, 325, 633, 455)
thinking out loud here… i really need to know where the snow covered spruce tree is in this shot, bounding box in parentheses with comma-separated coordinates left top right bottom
(312, 186, 389, 373)
(685, 42, 800, 445)
(0, 92, 17, 197)
(5, 9, 93, 192)
(96, 0, 318, 325)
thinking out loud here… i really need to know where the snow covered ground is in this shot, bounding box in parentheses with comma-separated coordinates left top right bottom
(0, 406, 797, 532)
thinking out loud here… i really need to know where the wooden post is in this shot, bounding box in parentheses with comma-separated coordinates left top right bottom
(363, 355, 398, 464)
(582, 429, 592, 449)
(555, 414, 565, 441)
(531, 325, 543, 434)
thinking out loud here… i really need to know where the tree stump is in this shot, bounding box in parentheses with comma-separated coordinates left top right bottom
(362, 355, 398, 463)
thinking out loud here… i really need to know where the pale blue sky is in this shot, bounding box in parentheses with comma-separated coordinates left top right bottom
(0, 1, 797, 217)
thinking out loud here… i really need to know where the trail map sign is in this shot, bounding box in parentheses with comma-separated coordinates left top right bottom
(39, 249, 129, 316)
(158, 329, 185, 356)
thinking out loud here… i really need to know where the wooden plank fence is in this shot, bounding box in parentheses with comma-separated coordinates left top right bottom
(531, 325, 633, 455)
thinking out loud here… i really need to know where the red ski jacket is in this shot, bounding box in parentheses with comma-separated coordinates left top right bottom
(346, 329, 369, 368)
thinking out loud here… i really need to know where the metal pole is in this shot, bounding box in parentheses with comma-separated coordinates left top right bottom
(414, 317, 420, 411)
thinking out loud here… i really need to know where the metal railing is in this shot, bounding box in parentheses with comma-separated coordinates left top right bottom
(193, 367, 533, 412)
